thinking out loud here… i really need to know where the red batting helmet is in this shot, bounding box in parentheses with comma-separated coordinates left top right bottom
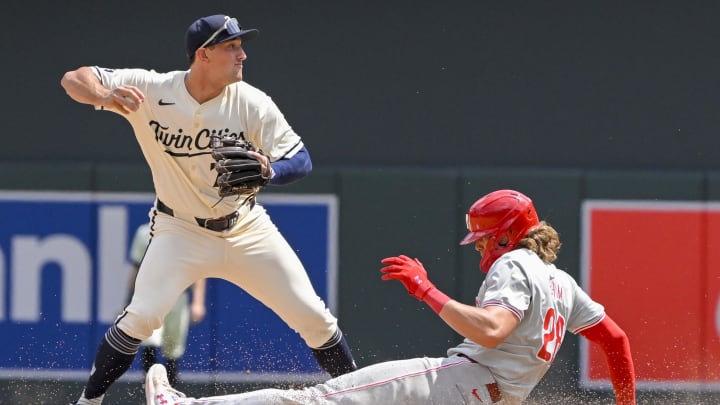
(460, 189, 540, 272)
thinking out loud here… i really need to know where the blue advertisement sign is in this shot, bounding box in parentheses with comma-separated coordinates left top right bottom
(0, 191, 337, 383)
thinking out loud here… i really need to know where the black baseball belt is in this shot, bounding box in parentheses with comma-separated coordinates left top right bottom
(156, 198, 252, 232)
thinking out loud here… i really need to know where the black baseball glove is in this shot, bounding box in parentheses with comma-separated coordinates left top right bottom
(211, 137, 270, 197)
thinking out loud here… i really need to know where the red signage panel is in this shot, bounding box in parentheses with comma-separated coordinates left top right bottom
(581, 201, 720, 391)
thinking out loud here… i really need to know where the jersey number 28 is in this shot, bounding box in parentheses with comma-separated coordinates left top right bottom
(537, 307, 565, 363)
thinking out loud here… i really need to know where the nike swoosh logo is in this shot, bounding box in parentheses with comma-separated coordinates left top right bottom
(158, 99, 176, 106)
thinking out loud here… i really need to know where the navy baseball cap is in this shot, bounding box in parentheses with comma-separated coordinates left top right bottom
(185, 14, 259, 62)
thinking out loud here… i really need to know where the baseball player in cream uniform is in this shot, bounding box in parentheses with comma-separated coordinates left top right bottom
(61, 14, 356, 405)
(145, 190, 636, 405)
(127, 222, 207, 386)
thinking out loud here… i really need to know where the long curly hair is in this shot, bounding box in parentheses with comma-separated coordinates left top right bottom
(517, 221, 562, 264)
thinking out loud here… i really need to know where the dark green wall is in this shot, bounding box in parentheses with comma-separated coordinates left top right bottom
(5, 1, 720, 171)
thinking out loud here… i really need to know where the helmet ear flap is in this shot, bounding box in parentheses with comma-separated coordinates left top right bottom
(496, 233, 510, 246)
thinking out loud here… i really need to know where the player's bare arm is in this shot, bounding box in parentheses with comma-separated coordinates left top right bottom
(60, 67, 144, 114)
(439, 302, 519, 348)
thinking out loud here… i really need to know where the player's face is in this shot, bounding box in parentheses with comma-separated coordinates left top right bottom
(474, 235, 492, 253)
(206, 38, 247, 83)
(475, 234, 510, 255)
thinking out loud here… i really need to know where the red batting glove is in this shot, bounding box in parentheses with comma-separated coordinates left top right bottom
(380, 255, 451, 313)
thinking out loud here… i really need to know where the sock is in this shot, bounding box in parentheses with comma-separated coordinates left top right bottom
(81, 324, 141, 399)
(141, 346, 157, 373)
(311, 329, 357, 378)
(166, 358, 179, 386)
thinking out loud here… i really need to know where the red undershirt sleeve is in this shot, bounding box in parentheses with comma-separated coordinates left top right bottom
(579, 315, 636, 405)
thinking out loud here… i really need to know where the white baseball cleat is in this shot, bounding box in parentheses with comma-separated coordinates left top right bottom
(146, 363, 187, 405)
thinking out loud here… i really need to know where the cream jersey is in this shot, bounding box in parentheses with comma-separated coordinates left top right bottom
(92, 67, 304, 219)
(447, 248, 605, 400)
